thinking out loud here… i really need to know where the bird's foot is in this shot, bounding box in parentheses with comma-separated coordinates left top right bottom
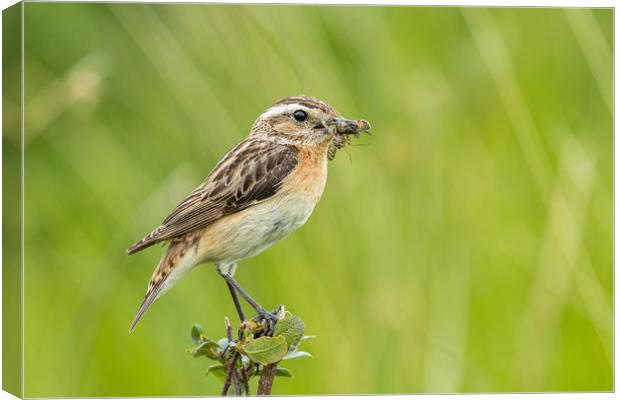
(255, 305, 284, 335)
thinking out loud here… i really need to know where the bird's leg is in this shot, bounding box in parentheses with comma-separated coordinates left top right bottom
(217, 269, 278, 323)
(218, 263, 246, 323)
(226, 281, 246, 323)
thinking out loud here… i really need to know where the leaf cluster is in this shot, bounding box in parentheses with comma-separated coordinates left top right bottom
(188, 312, 313, 394)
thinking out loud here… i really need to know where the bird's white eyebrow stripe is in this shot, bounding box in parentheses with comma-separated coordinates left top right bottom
(259, 103, 309, 119)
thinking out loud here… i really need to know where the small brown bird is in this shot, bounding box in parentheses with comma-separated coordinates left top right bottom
(127, 95, 370, 331)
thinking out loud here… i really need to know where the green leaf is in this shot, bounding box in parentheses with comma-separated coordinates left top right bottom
(273, 314, 305, 348)
(275, 368, 293, 378)
(191, 324, 203, 345)
(283, 351, 313, 360)
(241, 335, 288, 365)
(206, 364, 227, 382)
(191, 341, 221, 360)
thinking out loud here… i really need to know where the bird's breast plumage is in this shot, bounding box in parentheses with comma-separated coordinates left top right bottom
(280, 144, 328, 203)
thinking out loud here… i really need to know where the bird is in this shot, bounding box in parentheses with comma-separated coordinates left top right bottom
(127, 95, 370, 332)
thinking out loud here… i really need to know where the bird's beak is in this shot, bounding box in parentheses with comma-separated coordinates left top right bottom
(326, 117, 371, 137)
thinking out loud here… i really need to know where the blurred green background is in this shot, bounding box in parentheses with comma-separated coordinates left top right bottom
(5, 4, 613, 396)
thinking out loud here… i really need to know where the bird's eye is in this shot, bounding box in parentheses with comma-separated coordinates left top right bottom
(292, 110, 307, 122)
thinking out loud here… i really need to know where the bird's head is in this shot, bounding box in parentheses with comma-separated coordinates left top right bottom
(250, 95, 370, 148)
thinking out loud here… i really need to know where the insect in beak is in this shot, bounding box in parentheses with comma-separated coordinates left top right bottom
(323, 117, 372, 161)
(325, 117, 371, 138)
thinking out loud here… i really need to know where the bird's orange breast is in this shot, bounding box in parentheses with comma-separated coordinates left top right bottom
(282, 145, 328, 202)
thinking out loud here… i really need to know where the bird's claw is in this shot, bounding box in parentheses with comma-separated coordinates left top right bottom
(255, 305, 284, 335)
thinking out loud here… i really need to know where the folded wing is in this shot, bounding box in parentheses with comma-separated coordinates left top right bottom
(127, 138, 299, 255)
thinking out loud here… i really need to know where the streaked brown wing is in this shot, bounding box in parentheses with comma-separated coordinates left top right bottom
(127, 138, 298, 254)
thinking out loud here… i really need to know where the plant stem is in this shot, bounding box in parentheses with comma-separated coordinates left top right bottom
(257, 363, 278, 395)
(221, 351, 239, 396)
(241, 363, 252, 396)
(232, 364, 242, 396)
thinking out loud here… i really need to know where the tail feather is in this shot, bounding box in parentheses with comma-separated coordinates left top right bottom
(129, 283, 165, 333)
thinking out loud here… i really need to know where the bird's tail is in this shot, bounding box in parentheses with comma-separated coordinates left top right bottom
(129, 239, 198, 333)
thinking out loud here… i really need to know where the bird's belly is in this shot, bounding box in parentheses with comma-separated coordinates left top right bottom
(197, 194, 318, 263)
